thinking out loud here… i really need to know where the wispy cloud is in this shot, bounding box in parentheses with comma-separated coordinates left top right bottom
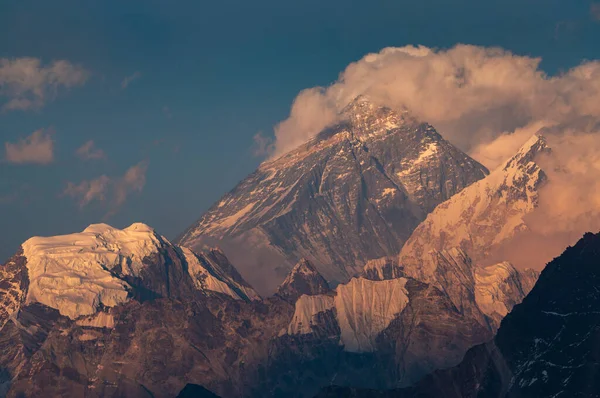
(63, 161, 149, 216)
(162, 105, 172, 119)
(4, 129, 54, 165)
(251, 132, 275, 157)
(121, 71, 141, 89)
(63, 175, 111, 207)
(113, 161, 148, 208)
(76, 140, 106, 160)
(0, 57, 88, 111)
(591, 2, 600, 21)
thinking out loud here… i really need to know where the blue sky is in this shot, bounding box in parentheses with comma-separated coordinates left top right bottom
(1, 0, 599, 261)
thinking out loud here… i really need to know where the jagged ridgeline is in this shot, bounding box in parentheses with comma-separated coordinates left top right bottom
(177, 96, 489, 294)
(318, 232, 600, 398)
(0, 225, 534, 398)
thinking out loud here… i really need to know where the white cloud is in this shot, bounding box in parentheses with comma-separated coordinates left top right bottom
(5, 129, 54, 165)
(121, 71, 141, 89)
(63, 161, 149, 216)
(76, 140, 106, 160)
(272, 45, 600, 168)
(0, 57, 88, 111)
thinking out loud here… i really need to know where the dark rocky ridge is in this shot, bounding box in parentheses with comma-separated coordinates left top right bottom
(276, 259, 331, 302)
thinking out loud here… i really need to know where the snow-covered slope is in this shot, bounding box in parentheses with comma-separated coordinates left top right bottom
(178, 96, 488, 294)
(286, 276, 409, 353)
(474, 261, 537, 323)
(12, 223, 258, 320)
(286, 294, 335, 335)
(335, 277, 410, 352)
(183, 247, 261, 302)
(398, 134, 549, 281)
(21, 223, 156, 319)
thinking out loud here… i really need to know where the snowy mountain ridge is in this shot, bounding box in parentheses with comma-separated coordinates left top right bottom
(397, 133, 549, 283)
(16, 223, 259, 320)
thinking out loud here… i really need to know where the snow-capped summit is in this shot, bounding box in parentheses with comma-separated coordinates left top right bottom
(276, 258, 330, 302)
(177, 96, 488, 294)
(340, 95, 417, 140)
(21, 222, 165, 318)
(123, 222, 156, 232)
(398, 133, 550, 280)
(502, 133, 548, 171)
(8, 223, 258, 320)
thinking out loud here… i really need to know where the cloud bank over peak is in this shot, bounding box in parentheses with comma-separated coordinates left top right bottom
(272, 44, 600, 168)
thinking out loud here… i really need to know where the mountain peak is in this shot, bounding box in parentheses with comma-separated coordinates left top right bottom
(503, 133, 550, 172)
(339, 95, 417, 141)
(277, 259, 330, 302)
(398, 133, 549, 298)
(340, 94, 380, 114)
(82, 223, 117, 233)
(16, 223, 260, 320)
(124, 222, 155, 232)
(178, 96, 488, 295)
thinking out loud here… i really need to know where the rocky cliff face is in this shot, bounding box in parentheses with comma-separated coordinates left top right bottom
(177, 96, 488, 294)
(276, 259, 331, 302)
(318, 232, 600, 398)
